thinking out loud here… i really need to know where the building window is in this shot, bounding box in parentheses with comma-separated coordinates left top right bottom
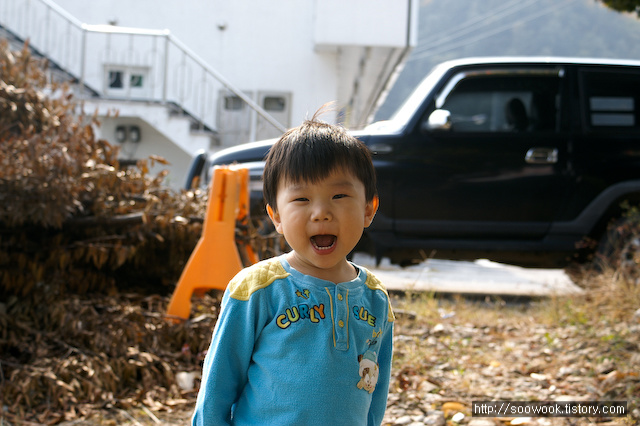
(105, 66, 150, 98)
(130, 74, 144, 88)
(109, 70, 124, 89)
(263, 96, 286, 112)
(224, 96, 244, 110)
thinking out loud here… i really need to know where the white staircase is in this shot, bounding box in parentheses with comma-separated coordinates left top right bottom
(80, 99, 212, 156)
(0, 0, 285, 185)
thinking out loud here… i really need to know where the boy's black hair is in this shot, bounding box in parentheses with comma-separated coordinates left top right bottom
(263, 106, 377, 210)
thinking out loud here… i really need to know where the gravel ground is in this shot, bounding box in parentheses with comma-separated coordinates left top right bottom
(3, 269, 638, 426)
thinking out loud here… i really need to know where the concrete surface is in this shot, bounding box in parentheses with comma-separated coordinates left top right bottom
(352, 254, 583, 298)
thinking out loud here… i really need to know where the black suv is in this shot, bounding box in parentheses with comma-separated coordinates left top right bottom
(188, 57, 640, 268)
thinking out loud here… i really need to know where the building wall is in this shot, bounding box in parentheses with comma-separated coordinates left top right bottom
(314, 0, 414, 48)
(96, 116, 194, 189)
(53, 0, 341, 126)
(34, 0, 415, 188)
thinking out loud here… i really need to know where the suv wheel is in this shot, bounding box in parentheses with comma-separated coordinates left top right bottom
(596, 216, 640, 273)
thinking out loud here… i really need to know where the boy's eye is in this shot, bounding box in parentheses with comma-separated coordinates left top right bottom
(293, 197, 309, 202)
(333, 194, 348, 199)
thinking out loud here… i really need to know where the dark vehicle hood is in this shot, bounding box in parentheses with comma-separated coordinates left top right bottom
(210, 138, 278, 166)
(209, 122, 404, 168)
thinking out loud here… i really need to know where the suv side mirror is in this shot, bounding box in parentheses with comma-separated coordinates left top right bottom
(424, 109, 452, 132)
(184, 149, 208, 189)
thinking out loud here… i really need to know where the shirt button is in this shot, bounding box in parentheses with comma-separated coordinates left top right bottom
(338, 320, 344, 328)
(337, 294, 343, 301)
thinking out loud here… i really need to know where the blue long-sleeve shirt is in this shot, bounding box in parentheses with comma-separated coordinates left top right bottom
(192, 255, 394, 426)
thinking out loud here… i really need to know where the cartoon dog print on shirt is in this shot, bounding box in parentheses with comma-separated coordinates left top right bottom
(356, 328, 383, 393)
(356, 349, 379, 393)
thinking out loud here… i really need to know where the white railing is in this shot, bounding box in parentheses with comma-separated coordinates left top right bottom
(0, 0, 286, 136)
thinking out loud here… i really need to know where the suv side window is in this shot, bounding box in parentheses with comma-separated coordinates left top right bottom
(435, 69, 562, 133)
(580, 68, 640, 132)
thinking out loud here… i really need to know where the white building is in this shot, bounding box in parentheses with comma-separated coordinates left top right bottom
(0, 0, 417, 188)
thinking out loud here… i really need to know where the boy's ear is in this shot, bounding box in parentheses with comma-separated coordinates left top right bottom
(266, 204, 284, 234)
(364, 196, 379, 228)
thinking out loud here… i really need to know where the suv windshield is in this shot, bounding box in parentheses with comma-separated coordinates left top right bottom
(386, 63, 449, 128)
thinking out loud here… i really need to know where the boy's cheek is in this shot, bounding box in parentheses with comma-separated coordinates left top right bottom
(273, 220, 284, 234)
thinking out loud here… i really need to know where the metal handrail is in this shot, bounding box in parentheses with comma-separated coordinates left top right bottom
(0, 0, 286, 136)
(164, 34, 286, 133)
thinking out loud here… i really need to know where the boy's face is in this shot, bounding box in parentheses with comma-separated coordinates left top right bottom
(267, 167, 378, 282)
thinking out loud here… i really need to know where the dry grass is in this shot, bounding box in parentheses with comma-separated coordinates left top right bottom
(388, 265, 640, 425)
(2, 266, 639, 425)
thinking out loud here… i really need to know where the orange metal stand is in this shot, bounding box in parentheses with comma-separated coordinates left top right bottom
(167, 166, 258, 320)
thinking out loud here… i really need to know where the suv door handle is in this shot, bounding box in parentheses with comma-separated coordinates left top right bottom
(525, 147, 558, 164)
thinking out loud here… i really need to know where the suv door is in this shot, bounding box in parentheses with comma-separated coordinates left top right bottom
(392, 66, 572, 241)
(563, 66, 640, 221)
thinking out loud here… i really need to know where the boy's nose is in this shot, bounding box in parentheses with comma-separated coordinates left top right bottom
(311, 203, 332, 221)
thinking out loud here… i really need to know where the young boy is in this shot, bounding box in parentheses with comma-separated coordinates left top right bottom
(192, 107, 394, 426)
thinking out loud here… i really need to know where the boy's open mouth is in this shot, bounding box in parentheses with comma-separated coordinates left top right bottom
(311, 235, 337, 251)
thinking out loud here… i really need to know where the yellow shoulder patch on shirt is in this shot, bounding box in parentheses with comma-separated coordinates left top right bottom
(363, 268, 395, 323)
(227, 259, 291, 301)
